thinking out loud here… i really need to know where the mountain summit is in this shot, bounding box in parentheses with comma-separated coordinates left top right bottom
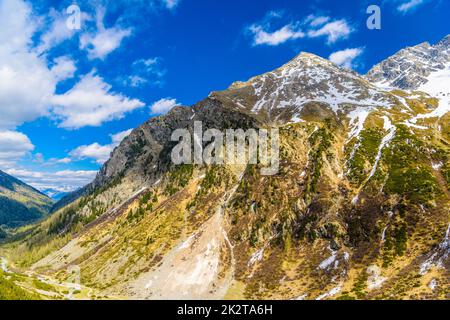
(366, 34, 450, 90)
(211, 51, 395, 125)
(367, 34, 450, 122)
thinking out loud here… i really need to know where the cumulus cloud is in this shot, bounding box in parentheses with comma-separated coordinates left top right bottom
(248, 11, 305, 46)
(150, 98, 179, 114)
(304, 14, 330, 27)
(163, 0, 180, 10)
(0, 0, 166, 172)
(329, 47, 364, 69)
(69, 143, 113, 164)
(0, 0, 142, 133)
(0, 131, 34, 167)
(51, 72, 145, 129)
(49, 157, 72, 165)
(51, 56, 77, 81)
(5, 168, 97, 193)
(111, 129, 133, 144)
(248, 11, 353, 47)
(80, 7, 132, 60)
(124, 57, 166, 87)
(307, 19, 353, 44)
(70, 129, 132, 164)
(36, 7, 87, 53)
(250, 24, 305, 46)
(0, 0, 56, 129)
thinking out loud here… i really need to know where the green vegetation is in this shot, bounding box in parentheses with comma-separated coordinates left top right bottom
(393, 224, 407, 256)
(126, 190, 159, 223)
(125, 133, 147, 167)
(305, 125, 333, 198)
(82, 171, 125, 202)
(0, 270, 40, 300)
(383, 125, 441, 203)
(350, 271, 368, 299)
(0, 170, 53, 227)
(164, 164, 194, 196)
(443, 163, 450, 185)
(231, 166, 256, 213)
(346, 128, 383, 185)
(197, 166, 222, 196)
(383, 221, 408, 267)
(32, 278, 56, 292)
(47, 207, 78, 236)
(296, 213, 318, 241)
(0, 226, 7, 239)
(0, 196, 46, 228)
(385, 166, 440, 203)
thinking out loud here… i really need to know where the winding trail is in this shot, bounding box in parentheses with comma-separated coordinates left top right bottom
(1, 256, 88, 300)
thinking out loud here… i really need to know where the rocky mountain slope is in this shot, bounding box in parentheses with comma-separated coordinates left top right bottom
(366, 34, 450, 123)
(0, 170, 53, 228)
(1, 35, 449, 300)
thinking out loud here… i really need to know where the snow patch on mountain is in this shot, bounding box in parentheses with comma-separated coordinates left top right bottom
(411, 62, 450, 122)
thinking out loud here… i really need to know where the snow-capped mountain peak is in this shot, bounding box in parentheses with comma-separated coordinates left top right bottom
(366, 34, 450, 91)
(367, 34, 450, 122)
(212, 52, 393, 124)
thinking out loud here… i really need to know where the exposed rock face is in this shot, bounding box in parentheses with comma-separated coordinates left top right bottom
(5, 35, 450, 300)
(90, 98, 260, 190)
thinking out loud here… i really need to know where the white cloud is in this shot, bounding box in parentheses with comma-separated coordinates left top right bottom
(150, 98, 178, 114)
(111, 129, 133, 144)
(0, 0, 36, 51)
(69, 129, 133, 164)
(34, 153, 44, 163)
(127, 75, 148, 87)
(0, 131, 34, 167)
(53, 157, 72, 164)
(250, 24, 305, 46)
(0, 1, 139, 132)
(248, 11, 305, 46)
(80, 7, 132, 60)
(36, 8, 86, 53)
(248, 12, 353, 47)
(329, 47, 364, 69)
(0, 0, 56, 129)
(305, 15, 330, 27)
(5, 168, 97, 192)
(51, 56, 77, 81)
(136, 58, 162, 71)
(307, 19, 353, 44)
(51, 72, 145, 129)
(124, 57, 166, 87)
(163, 0, 180, 9)
(70, 143, 113, 164)
(397, 0, 425, 13)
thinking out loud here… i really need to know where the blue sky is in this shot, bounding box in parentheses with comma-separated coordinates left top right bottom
(0, 0, 448, 194)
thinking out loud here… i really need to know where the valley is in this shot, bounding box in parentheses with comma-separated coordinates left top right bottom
(0, 35, 449, 300)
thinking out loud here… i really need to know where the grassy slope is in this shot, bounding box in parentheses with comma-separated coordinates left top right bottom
(0, 171, 53, 227)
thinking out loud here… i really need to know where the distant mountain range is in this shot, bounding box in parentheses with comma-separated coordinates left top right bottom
(41, 188, 71, 202)
(0, 170, 53, 227)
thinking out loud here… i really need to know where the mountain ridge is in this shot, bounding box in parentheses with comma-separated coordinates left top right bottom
(0, 170, 53, 227)
(3, 35, 449, 300)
